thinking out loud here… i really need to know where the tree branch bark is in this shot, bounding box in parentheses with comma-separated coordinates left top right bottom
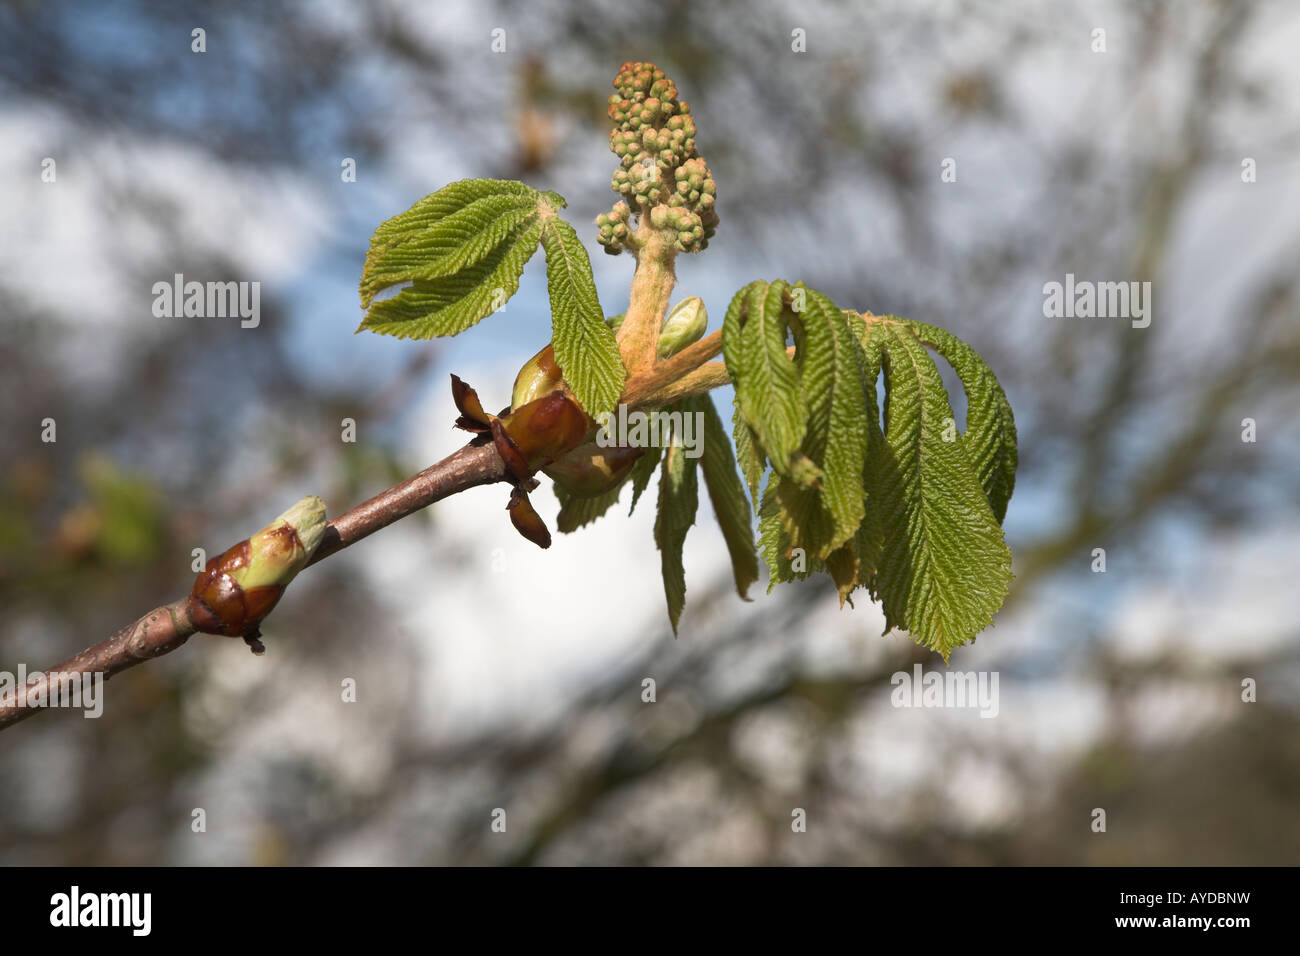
(0, 440, 507, 731)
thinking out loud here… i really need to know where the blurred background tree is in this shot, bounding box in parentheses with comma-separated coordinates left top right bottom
(1, 0, 1297, 864)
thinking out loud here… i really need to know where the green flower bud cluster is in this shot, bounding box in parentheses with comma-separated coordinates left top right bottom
(599, 61, 718, 255)
(594, 201, 633, 254)
(664, 158, 717, 253)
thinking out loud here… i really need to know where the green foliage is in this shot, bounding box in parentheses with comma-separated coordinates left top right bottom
(626, 445, 662, 516)
(689, 394, 759, 600)
(721, 281, 806, 478)
(727, 281, 1016, 660)
(539, 217, 627, 415)
(358, 178, 625, 415)
(653, 411, 700, 635)
(870, 319, 1013, 658)
(897, 318, 1018, 523)
(353, 74, 1018, 659)
(553, 480, 626, 534)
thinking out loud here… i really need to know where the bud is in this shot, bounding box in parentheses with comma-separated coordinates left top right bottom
(188, 495, 327, 648)
(603, 62, 719, 252)
(498, 392, 591, 472)
(507, 486, 551, 550)
(656, 296, 708, 358)
(510, 344, 564, 410)
(239, 496, 328, 589)
(544, 442, 644, 498)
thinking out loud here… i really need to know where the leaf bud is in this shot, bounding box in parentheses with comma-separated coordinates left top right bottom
(656, 296, 708, 358)
(188, 495, 327, 644)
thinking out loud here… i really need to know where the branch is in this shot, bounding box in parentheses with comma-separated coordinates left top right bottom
(0, 440, 507, 732)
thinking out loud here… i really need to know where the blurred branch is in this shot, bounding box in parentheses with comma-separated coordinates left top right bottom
(0, 440, 507, 731)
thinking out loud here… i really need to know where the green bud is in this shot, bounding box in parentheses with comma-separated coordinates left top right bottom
(235, 495, 328, 590)
(657, 296, 708, 358)
(511, 344, 564, 410)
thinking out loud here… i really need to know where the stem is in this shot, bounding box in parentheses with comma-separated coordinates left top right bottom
(623, 337, 796, 409)
(615, 222, 677, 378)
(0, 441, 507, 732)
(631, 361, 732, 408)
(622, 328, 723, 407)
(309, 441, 505, 564)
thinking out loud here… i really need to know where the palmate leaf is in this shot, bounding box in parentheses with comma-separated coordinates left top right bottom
(720, 276, 1016, 658)
(897, 318, 1018, 523)
(871, 320, 1013, 659)
(727, 280, 865, 565)
(540, 217, 626, 416)
(357, 177, 626, 416)
(357, 177, 553, 339)
(653, 410, 700, 635)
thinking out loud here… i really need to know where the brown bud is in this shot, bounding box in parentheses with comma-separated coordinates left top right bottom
(498, 391, 592, 472)
(451, 374, 493, 432)
(188, 538, 286, 639)
(187, 496, 327, 650)
(507, 487, 552, 549)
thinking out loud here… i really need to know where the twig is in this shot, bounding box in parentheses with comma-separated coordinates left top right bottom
(0, 441, 507, 731)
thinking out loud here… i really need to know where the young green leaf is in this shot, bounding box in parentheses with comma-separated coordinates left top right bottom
(360, 178, 552, 308)
(361, 193, 540, 303)
(873, 320, 1013, 659)
(786, 284, 868, 557)
(688, 394, 759, 600)
(731, 403, 766, 508)
(722, 281, 805, 477)
(896, 318, 1018, 524)
(358, 216, 545, 339)
(846, 311, 886, 590)
(540, 217, 627, 416)
(553, 477, 628, 533)
(654, 419, 700, 635)
(824, 542, 861, 607)
(627, 444, 662, 516)
(758, 476, 821, 587)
